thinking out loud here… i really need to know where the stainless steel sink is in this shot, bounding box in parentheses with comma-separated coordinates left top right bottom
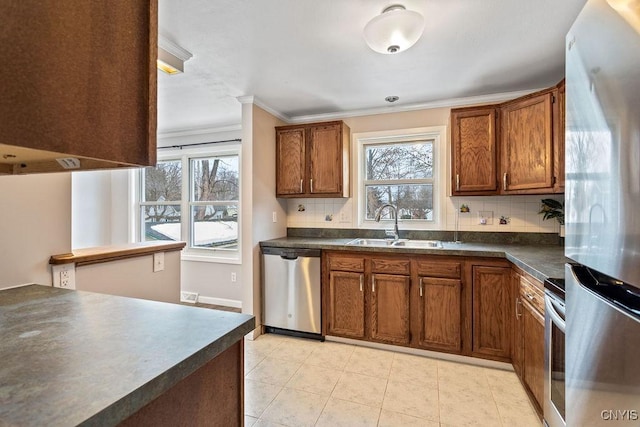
(346, 238, 443, 249)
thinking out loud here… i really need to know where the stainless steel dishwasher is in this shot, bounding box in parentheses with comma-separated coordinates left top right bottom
(262, 247, 323, 340)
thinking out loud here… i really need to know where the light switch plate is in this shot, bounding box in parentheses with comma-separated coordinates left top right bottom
(153, 252, 165, 272)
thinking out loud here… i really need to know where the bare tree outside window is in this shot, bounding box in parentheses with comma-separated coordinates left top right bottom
(141, 160, 182, 241)
(364, 141, 434, 221)
(190, 156, 239, 249)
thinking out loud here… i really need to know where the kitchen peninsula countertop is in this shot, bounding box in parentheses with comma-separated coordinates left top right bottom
(260, 237, 568, 281)
(0, 285, 254, 426)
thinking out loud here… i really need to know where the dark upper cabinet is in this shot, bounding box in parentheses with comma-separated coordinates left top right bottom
(0, 1, 158, 175)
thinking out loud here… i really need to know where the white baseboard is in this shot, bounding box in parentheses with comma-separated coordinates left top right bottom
(197, 295, 242, 309)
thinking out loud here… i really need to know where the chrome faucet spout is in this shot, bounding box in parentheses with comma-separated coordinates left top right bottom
(375, 203, 399, 240)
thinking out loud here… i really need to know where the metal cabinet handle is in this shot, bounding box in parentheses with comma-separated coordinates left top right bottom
(525, 292, 536, 302)
(419, 277, 424, 297)
(503, 172, 508, 191)
(300, 179, 303, 193)
(372, 275, 376, 293)
(455, 174, 460, 192)
(310, 178, 314, 193)
(359, 274, 363, 292)
(516, 297, 522, 318)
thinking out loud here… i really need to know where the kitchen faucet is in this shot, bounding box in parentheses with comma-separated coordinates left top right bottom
(375, 204, 399, 241)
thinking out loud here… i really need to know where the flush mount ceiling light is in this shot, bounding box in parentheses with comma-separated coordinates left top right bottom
(157, 35, 193, 75)
(363, 4, 425, 54)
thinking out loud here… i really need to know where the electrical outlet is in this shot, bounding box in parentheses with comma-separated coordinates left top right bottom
(153, 252, 165, 272)
(60, 270, 70, 288)
(478, 211, 494, 225)
(52, 264, 76, 289)
(231, 272, 237, 282)
(272, 211, 277, 222)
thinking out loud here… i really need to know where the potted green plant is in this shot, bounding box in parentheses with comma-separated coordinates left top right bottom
(539, 199, 565, 236)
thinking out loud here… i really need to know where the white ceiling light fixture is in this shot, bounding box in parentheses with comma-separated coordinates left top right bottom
(157, 35, 193, 75)
(363, 4, 425, 54)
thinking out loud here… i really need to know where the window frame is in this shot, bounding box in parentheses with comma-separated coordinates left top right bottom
(134, 144, 242, 264)
(354, 126, 447, 230)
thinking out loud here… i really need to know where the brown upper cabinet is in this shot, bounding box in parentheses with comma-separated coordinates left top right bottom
(501, 90, 554, 193)
(450, 80, 565, 195)
(276, 121, 350, 198)
(0, 1, 158, 175)
(451, 106, 499, 195)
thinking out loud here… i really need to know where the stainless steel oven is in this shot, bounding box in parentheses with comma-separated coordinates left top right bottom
(544, 279, 566, 427)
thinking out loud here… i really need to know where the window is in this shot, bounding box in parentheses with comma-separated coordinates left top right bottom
(356, 127, 445, 228)
(138, 148, 240, 262)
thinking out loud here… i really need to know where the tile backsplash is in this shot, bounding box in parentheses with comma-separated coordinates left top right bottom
(286, 195, 564, 234)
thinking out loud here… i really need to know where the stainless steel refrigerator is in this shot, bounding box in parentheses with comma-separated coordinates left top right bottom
(565, 0, 640, 425)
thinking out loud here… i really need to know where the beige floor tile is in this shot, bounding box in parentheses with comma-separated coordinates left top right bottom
(315, 397, 381, 427)
(244, 415, 258, 427)
(305, 341, 355, 370)
(260, 387, 329, 427)
(378, 409, 440, 427)
(244, 379, 282, 418)
(496, 400, 542, 427)
(485, 368, 532, 408)
(344, 345, 394, 378)
(285, 363, 342, 396)
(438, 361, 492, 398)
(332, 371, 388, 407)
(438, 394, 501, 427)
(244, 334, 287, 357)
(253, 419, 287, 427)
(245, 357, 302, 386)
(382, 380, 440, 422)
(389, 353, 438, 389)
(245, 350, 266, 374)
(268, 337, 319, 363)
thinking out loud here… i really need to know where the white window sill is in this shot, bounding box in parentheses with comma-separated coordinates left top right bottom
(181, 252, 241, 265)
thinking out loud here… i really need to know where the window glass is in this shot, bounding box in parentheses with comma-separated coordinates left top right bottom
(363, 139, 435, 223)
(138, 152, 240, 257)
(190, 156, 239, 250)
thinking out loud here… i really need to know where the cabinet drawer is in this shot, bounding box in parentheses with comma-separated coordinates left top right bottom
(415, 260, 461, 279)
(520, 276, 545, 315)
(328, 256, 365, 272)
(371, 258, 410, 275)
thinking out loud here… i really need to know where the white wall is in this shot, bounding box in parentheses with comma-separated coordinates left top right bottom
(285, 106, 563, 234)
(0, 173, 72, 288)
(240, 101, 288, 334)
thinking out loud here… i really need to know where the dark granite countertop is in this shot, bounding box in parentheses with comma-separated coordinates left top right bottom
(260, 237, 568, 282)
(0, 285, 254, 427)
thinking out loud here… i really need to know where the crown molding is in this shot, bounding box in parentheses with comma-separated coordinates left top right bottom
(236, 95, 290, 122)
(158, 124, 241, 139)
(286, 88, 544, 124)
(158, 35, 193, 61)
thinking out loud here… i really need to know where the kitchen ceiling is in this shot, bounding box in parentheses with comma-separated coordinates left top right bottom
(157, 0, 587, 134)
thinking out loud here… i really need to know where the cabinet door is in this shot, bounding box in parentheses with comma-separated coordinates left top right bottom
(512, 272, 524, 377)
(451, 107, 498, 194)
(523, 300, 545, 411)
(554, 82, 565, 192)
(327, 271, 365, 339)
(370, 273, 411, 345)
(308, 123, 342, 195)
(501, 92, 554, 193)
(472, 266, 511, 359)
(417, 277, 462, 352)
(276, 128, 306, 196)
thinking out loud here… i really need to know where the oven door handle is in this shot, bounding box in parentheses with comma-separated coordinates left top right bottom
(545, 296, 566, 333)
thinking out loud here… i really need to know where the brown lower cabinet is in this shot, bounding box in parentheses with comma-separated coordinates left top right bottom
(323, 252, 511, 358)
(471, 265, 512, 361)
(513, 268, 546, 417)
